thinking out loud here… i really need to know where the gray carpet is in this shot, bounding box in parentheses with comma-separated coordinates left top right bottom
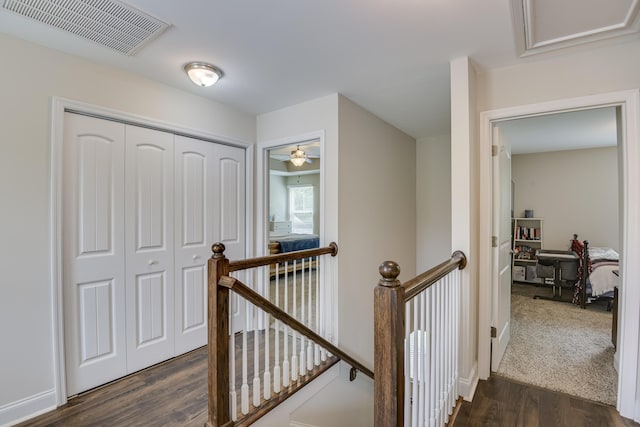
(496, 292, 617, 405)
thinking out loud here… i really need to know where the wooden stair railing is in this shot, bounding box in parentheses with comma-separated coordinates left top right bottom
(374, 251, 467, 427)
(206, 241, 373, 427)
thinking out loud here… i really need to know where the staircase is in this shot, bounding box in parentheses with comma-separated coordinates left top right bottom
(250, 362, 373, 427)
(206, 242, 466, 427)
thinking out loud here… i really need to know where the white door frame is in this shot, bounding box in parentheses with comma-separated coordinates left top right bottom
(478, 90, 640, 419)
(255, 131, 328, 330)
(50, 97, 253, 405)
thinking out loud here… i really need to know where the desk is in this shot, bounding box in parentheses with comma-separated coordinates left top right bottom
(534, 250, 579, 303)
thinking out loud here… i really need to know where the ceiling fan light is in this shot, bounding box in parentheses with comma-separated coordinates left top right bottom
(290, 147, 307, 167)
(184, 62, 222, 87)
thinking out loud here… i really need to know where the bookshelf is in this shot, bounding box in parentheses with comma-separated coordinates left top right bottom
(512, 217, 543, 284)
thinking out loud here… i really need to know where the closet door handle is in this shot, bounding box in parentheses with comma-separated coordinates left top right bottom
(148, 259, 158, 266)
(192, 255, 201, 261)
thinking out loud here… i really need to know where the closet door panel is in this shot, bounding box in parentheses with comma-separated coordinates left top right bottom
(216, 145, 245, 259)
(174, 135, 217, 353)
(125, 125, 175, 372)
(216, 145, 246, 333)
(63, 113, 127, 395)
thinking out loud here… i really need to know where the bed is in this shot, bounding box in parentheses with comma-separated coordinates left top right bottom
(269, 233, 319, 254)
(268, 233, 319, 276)
(570, 235, 619, 309)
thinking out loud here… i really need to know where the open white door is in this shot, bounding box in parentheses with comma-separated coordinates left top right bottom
(491, 125, 512, 371)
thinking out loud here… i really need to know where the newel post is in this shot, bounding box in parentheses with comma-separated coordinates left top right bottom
(207, 243, 230, 427)
(374, 261, 405, 427)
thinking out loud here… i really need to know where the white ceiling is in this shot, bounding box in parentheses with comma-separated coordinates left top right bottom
(498, 107, 618, 155)
(0, 0, 638, 140)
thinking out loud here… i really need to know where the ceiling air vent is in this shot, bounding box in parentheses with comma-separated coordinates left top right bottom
(2, 0, 169, 55)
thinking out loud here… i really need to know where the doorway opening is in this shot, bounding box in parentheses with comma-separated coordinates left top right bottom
(478, 90, 640, 418)
(256, 131, 337, 346)
(492, 106, 620, 406)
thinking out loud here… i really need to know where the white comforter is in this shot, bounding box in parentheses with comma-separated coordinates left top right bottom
(589, 262, 619, 297)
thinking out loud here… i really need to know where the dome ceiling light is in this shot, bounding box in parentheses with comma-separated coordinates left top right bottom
(184, 62, 223, 87)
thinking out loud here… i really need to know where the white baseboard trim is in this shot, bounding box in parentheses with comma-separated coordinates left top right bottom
(0, 389, 57, 427)
(458, 362, 479, 402)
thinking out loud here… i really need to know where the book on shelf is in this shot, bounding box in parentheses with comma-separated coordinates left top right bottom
(515, 225, 541, 240)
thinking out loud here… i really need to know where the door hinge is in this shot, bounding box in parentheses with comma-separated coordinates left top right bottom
(492, 236, 498, 247)
(491, 144, 498, 157)
(491, 326, 497, 338)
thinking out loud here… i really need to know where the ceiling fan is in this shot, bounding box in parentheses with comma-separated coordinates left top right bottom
(289, 145, 311, 166)
(269, 143, 320, 166)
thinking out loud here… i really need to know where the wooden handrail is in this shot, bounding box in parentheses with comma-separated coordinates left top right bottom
(228, 242, 338, 272)
(402, 250, 467, 301)
(218, 274, 374, 380)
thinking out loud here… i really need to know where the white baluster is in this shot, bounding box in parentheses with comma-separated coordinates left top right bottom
(229, 288, 237, 421)
(299, 258, 306, 376)
(264, 304, 271, 400)
(404, 301, 411, 427)
(411, 298, 418, 427)
(241, 297, 249, 415)
(437, 283, 443, 426)
(453, 270, 460, 399)
(307, 258, 314, 371)
(429, 285, 436, 427)
(273, 265, 281, 394)
(252, 303, 260, 408)
(415, 292, 428, 426)
(425, 288, 432, 426)
(314, 258, 321, 366)
(282, 263, 290, 387)
(446, 275, 453, 415)
(291, 263, 299, 382)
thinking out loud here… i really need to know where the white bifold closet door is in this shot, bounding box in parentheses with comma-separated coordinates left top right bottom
(124, 126, 175, 373)
(214, 142, 247, 334)
(173, 135, 218, 354)
(173, 136, 246, 350)
(63, 113, 128, 395)
(63, 113, 245, 396)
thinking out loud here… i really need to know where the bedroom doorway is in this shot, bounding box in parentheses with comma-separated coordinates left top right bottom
(256, 131, 336, 343)
(491, 106, 620, 406)
(478, 90, 640, 418)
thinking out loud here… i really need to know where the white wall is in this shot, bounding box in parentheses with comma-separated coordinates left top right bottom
(416, 135, 452, 271)
(477, 39, 640, 112)
(269, 174, 288, 221)
(512, 147, 619, 251)
(450, 56, 480, 400)
(0, 33, 255, 425)
(337, 95, 416, 367)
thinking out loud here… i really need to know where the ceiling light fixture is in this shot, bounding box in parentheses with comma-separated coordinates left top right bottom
(290, 146, 307, 167)
(184, 62, 222, 87)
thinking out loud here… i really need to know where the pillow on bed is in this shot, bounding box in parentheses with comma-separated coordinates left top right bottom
(589, 247, 619, 261)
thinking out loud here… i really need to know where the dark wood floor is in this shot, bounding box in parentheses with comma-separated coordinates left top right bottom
(17, 329, 327, 427)
(454, 376, 639, 427)
(17, 345, 640, 426)
(17, 346, 210, 427)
